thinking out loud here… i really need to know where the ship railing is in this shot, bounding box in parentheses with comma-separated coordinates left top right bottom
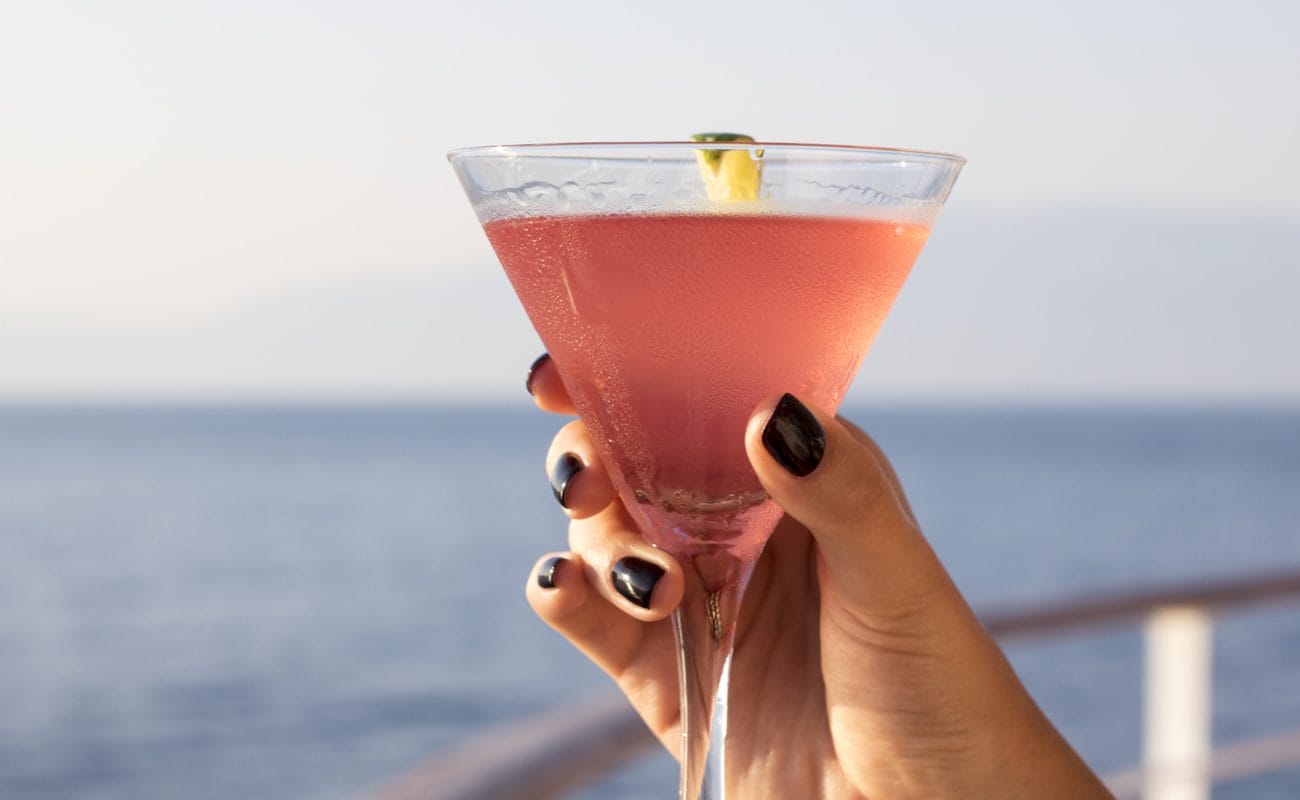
(364, 568, 1300, 800)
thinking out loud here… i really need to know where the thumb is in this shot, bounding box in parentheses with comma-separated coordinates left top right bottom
(746, 394, 1109, 798)
(745, 393, 954, 616)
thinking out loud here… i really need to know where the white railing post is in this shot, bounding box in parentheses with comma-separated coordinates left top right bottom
(1143, 605, 1213, 800)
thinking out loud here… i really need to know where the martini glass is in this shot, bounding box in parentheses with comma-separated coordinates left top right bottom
(448, 141, 962, 799)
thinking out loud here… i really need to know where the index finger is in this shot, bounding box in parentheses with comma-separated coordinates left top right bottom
(525, 353, 577, 415)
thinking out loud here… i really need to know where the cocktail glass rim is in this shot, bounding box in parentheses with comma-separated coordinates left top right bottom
(448, 140, 966, 165)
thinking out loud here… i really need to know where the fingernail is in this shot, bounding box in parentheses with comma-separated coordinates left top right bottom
(762, 393, 826, 477)
(536, 556, 566, 589)
(525, 353, 551, 396)
(611, 557, 663, 609)
(550, 452, 583, 508)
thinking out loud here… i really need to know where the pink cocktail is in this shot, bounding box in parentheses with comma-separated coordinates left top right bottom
(486, 213, 929, 564)
(450, 142, 963, 800)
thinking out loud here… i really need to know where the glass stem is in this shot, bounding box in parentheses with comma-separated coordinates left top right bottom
(672, 553, 755, 800)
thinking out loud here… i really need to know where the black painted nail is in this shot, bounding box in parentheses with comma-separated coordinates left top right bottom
(611, 557, 664, 609)
(525, 353, 551, 396)
(761, 393, 826, 477)
(536, 556, 566, 589)
(550, 452, 583, 508)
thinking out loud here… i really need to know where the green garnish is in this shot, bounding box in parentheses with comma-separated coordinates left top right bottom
(691, 133, 756, 169)
(691, 133, 762, 202)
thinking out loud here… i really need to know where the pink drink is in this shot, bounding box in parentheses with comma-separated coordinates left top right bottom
(486, 213, 929, 563)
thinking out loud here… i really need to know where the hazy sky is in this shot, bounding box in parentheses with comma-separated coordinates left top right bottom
(2, 0, 1297, 402)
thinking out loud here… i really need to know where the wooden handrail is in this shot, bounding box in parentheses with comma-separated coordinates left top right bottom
(363, 568, 1300, 800)
(366, 693, 652, 800)
(1106, 727, 1300, 799)
(983, 568, 1300, 638)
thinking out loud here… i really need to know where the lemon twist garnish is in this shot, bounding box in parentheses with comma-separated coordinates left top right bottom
(692, 132, 763, 202)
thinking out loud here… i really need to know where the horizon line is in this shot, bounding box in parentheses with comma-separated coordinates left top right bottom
(3, 392, 1298, 414)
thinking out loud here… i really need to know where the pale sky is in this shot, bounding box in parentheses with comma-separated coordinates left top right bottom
(2, 0, 1298, 402)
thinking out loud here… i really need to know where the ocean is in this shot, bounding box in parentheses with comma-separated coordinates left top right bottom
(1, 404, 1298, 799)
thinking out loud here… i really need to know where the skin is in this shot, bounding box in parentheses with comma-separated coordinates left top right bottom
(524, 355, 1115, 799)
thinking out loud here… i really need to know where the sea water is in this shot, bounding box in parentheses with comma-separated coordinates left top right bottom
(1, 405, 1298, 799)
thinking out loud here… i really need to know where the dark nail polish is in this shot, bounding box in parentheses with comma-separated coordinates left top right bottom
(525, 353, 551, 396)
(611, 557, 664, 609)
(536, 556, 566, 589)
(550, 452, 583, 508)
(762, 393, 826, 477)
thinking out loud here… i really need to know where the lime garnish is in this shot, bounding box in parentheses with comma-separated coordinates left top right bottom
(692, 133, 763, 202)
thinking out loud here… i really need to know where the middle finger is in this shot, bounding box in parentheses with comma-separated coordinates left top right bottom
(545, 419, 617, 520)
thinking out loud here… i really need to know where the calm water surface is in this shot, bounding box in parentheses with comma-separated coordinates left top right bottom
(1, 405, 1298, 799)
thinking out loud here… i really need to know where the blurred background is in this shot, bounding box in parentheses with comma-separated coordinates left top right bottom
(2, 1, 1297, 798)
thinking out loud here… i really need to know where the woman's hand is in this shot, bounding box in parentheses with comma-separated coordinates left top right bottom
(522, 354, 1112, 798)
